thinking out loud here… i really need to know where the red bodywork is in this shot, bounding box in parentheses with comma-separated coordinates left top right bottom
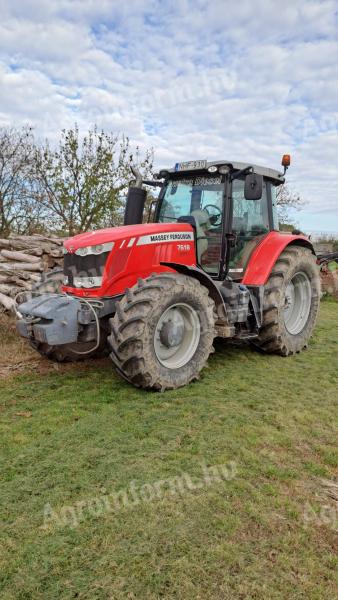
(63, 223, 196, 298)
(63, 224, 313, 297)
(241, 231, 314, 285)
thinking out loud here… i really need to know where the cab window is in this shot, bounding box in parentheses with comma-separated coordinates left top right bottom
(270, 183, 279, 230)
(158, 176, 224, 274)
(229, 178, 270, 276)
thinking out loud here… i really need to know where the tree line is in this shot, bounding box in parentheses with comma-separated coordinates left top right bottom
(0, 124, 301, 238)
(0, 125, 154, 237)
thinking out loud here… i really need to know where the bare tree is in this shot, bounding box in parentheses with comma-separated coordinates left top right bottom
(34, 125, 154, 235)
(276, 183, 305, 225)
(0, 127, 42, 236)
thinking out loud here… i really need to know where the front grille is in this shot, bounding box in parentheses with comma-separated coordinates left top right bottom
(64, 251, 110, 288)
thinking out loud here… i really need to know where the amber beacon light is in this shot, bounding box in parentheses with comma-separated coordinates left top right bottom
(281, 154, 291, 174)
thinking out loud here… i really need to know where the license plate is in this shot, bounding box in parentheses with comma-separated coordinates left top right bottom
(174, 160, 207, 172)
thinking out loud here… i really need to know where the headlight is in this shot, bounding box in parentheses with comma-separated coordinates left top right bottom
(91, 244, 103, 254)
(74, 242, 114, 256)
(76, 246, 88, 256)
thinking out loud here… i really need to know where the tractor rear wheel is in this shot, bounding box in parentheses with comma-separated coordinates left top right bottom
(108, 273, 216, 390)
(254, 246, 320, 355)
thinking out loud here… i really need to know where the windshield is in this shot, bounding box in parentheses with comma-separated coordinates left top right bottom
(158, 175, 224, 274)
(158, 176, 223, 223)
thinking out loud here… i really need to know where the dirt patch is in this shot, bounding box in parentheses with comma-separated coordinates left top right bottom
(0, 314, 107, 380)
(0, 314, 39, 377)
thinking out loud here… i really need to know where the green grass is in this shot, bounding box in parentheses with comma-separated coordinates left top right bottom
(1, 301, 338, 599)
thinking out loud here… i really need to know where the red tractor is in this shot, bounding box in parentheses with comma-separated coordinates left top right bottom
(17, 156, 321, 390)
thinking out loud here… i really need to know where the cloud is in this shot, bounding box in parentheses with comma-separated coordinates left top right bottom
(0, 0, 337, 231)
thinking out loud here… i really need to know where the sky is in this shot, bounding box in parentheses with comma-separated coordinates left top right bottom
(0, 0, 337, 234)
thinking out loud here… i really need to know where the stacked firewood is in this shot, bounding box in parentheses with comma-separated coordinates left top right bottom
(321, 268, 338, 300)
(0, 234, 64, 312)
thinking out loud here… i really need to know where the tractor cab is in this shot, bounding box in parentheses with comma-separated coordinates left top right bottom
(153, 159, 285, 280)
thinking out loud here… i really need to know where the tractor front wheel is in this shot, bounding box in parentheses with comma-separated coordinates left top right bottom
(108, 273, 216, 390)
(255, 246, 320, 355)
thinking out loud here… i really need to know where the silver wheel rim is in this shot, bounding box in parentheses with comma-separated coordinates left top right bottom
(284, 271, 312, 335)
(154, 303, 201, 369)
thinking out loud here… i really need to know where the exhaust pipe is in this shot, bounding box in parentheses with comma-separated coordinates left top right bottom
(123, 166, 147, 226)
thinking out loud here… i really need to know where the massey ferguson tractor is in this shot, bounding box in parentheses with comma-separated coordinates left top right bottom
(16, 156, 321, 390)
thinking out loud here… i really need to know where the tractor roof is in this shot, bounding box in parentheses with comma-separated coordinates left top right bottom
(166, 160, 285, 185)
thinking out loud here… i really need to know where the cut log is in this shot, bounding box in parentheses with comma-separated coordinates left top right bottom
(0, 239, 12, 249)
(0, 261, 43, 272)
(0, 235, 63, 310)
(4, 278, 33, 290)
(31, 234, 65, 245)
(10, 287, 24, 298)
(40, 244, 53, 254)
(0, 283, 12, 295)
(0, 292, 15, 311)
(30, 274, 41, 282)
(0, 239, 44, 255)
(0, 249, 41, 263)
(28, 247, 44, 256)
(50, 248, 64, 258)
(0, 268, 32, 280)
(9, 233, 65, 245)
(0, 283, 22, 296)
(44, 254, 61, 269)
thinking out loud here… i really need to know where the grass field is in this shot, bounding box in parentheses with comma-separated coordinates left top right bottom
(0, 301, 337, 599)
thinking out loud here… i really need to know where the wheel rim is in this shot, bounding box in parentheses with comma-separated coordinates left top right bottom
(284, 271, 312, 335)
(154, 303, 201, 369)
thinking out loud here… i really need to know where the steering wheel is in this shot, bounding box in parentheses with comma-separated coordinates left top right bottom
(203, 204, 222, 227)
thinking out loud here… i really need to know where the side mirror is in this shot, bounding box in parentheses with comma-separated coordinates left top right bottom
(244, 173, 263, 200)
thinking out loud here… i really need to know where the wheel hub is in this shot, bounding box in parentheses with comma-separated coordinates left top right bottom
(284, 271, 312, 335)
(154, 303, 201, 369)
(159, 317, 185, 348)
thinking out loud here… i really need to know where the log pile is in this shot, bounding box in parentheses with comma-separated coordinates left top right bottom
(0, 234, 64, 312)
(321, 268, 338, 300)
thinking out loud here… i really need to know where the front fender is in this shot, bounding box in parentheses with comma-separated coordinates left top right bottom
(160, 262, 227, 318)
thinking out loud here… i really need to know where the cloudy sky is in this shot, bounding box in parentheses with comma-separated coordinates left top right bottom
(1, 0, 337, 233)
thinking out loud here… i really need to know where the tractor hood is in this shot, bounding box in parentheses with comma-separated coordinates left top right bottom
(62, 222, 196, 298)
(64, 223, 194, 253)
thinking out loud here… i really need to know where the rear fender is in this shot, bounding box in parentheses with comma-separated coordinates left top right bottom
(241, 232, 315, 286)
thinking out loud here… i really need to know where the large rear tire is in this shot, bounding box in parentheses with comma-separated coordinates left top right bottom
(254, 246, 320, 355)
(108, 273, 216, 390)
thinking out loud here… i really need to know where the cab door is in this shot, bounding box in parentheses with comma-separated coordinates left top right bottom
(228, 178, 271, 279)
